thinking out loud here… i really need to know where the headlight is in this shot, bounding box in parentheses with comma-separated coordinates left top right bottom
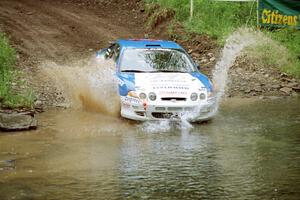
(199, 93, 206, 100)
(128, 91, 139, 98)
(139, 92, 147, 100)
(148, 92, 156, 101)
(190, 92, 198, 101)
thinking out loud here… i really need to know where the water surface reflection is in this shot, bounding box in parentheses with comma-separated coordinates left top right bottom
(0, 98, 299, 199)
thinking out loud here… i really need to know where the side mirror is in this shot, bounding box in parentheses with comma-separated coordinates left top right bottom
(195, 63, 200, 70)
(96, 48, 109, 59)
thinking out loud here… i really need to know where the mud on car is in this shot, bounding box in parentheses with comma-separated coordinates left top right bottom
(97, 39, 217, 122)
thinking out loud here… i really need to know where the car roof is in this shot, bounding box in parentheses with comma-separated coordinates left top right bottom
(116, 39, 183, 50)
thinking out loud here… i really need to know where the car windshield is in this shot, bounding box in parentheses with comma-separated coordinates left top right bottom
(120, 48, 197, 73)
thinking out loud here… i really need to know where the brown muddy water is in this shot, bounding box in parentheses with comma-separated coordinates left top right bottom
(0, 98, 300, 200)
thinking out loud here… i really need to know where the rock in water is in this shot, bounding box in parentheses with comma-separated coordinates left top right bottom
(280, 87, 292, 94)
(0, 112, 37, 131)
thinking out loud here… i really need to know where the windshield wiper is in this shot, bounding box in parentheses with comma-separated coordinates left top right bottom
(156, 70, 186, 73)
(121, 70, 146, 73)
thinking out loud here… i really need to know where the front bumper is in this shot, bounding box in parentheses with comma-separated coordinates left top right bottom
(120, 97, 217, 122)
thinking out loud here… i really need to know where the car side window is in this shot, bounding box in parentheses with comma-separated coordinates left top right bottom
(106, 43, 120, 62)
(112, 44, 120, 62)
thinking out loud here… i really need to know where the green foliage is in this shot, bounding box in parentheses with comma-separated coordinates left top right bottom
(266, 28, 300, 58)
(0, 33, 35, 109)
(264, 28, 300, 77)
(145, 4, 175, 30)
(146, 0, 300, 79)
(245, 38, 300, 78)
(0, 33, 15, 85)
(0, 33, 15, 104)
(147, 0, 256, 42)
(188, 1, 256, 43)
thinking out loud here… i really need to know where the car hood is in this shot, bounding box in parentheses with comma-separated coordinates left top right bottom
(135, 73, 206, 97)
(117, 72, 212, 97)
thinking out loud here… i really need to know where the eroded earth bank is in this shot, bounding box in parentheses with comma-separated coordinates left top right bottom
(1, 0, 299, 112)
(0, 1, 300, 199)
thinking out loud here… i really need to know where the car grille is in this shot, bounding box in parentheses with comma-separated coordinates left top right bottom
(152, 112, 173, 119)
(161, 97, 187, 101)
(167, 107, 183, 112)
(155, 107, 166, 111)
(152, 107, 196, 119)
(155, 107, 195, 112)
(135, 111, 145, 116)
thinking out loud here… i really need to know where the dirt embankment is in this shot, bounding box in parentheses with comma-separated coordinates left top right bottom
(0, 0, 145, 63)
(0, 0, 146, 107)
(146, 5, 300, 98)
(0, 0, 299, 111)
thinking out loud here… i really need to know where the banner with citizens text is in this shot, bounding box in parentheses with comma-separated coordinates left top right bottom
(258, 0, 300, 29)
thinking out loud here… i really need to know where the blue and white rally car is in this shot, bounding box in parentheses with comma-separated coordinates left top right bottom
(97, 39, 217, 122)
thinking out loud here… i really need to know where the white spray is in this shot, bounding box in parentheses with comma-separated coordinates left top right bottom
(212, 28, 257, 104)
(41, 28, 259, 133)
(41, 56, 120, 117)
(142, 28, 259, 133)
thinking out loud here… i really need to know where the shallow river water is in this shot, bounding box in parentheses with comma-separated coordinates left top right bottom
(0, 98, 300, 200)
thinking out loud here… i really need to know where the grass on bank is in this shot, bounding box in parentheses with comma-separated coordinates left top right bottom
(146, 0, 300, 78)
(249, 28, 300, 78)
(245, 37, 300, 78)
(0, 33, 35, 109)
(147, 0, 257, 42)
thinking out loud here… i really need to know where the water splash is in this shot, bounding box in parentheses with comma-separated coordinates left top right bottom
(140, 120, 172, 133)
(141, 28, 259, 133)
(41, 28, 259, 133)
(41, 56, 120, 117)
(139, 118, 194, 134)
(212, 28, 257, 104)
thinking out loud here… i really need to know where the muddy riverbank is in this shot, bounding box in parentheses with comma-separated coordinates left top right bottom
(1, 0, 299, 113)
